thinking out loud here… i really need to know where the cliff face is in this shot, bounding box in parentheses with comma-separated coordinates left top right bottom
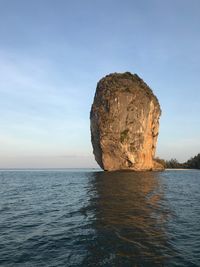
(90, 72, 163, 171)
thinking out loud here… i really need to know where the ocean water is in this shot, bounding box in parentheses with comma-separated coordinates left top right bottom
(0, 169, 200, 267)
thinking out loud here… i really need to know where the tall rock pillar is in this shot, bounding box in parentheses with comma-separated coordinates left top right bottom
(90, 72, 163, 171)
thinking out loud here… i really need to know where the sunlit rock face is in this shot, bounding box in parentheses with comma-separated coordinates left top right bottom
(90, 72, 163, 171)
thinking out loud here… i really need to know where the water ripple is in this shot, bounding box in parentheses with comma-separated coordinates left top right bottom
(0, 170, 200, 266)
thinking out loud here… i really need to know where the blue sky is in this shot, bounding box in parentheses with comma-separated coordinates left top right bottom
(0, 0, 200, 168)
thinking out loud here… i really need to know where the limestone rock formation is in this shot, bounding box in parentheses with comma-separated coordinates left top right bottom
(90, 72, 163, 171)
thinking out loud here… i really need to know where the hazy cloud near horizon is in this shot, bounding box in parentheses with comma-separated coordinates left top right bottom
(0, 0, 200, 168)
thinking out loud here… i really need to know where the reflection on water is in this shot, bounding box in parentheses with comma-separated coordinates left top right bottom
(0, 170, 200, 267)
(82, 171, 172, 266)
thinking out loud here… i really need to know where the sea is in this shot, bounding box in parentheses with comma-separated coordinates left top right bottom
(0, 169, 200, 267)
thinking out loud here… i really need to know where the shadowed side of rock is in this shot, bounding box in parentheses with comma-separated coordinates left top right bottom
(90, 72, 164, 171)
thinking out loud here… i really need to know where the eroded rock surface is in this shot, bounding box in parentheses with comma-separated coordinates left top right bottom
(90, 72, 163, 171)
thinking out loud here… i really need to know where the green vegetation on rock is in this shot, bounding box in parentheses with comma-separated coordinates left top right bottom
(120, 129, 129, 143)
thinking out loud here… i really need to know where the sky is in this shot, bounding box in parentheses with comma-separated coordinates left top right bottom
(0, 0, 200, 168)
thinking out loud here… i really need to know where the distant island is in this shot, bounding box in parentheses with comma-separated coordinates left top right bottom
(155, 153, 200, 169)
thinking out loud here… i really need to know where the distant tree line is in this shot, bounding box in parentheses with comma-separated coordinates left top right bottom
(155, 153, 200, 169)
(185, 153, 200, 169)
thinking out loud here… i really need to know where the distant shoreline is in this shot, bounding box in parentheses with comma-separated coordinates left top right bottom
(0, 168, 102, 172)
(165, 168, 199, 171)
(0, 168, 199, 172)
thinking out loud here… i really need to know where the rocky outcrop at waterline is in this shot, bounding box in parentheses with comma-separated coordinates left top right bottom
(90, 72, 163, 171)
